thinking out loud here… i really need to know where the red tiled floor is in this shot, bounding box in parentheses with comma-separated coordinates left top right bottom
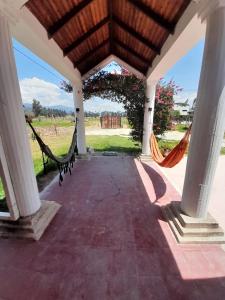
(0, 156, 225, 300)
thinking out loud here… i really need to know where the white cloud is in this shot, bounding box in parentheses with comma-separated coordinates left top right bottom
(19, 77, 73, 107)
(84, 97, 125, 113)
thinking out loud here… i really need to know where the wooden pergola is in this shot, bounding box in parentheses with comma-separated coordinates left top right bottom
(0, 0, 225, 243)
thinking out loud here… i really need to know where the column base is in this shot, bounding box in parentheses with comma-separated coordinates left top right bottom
(0, 200, 61, 240)
(162, 201, 225, 244)
(139, 153, 153, 162)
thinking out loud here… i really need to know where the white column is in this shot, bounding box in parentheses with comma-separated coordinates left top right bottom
(142, 80, 157, 155)
(181, 3, 225, 218)
(0, 15, 41, 217)
(73, 84, 86, 154)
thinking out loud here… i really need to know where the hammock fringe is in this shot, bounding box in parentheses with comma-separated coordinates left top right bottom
(26, 116, 78, 184)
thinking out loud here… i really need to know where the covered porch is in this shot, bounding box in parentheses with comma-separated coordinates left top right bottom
(1, 0, 225, 298)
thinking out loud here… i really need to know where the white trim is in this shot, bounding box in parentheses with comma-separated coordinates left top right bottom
(82, 54, 146, 80)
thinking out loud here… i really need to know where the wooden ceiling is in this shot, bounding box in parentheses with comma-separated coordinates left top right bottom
(26, 0, 191, 75)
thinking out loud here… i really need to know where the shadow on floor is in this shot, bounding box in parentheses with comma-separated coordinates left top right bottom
(0, 156, 224, 300)
(141, 161, 167, 202)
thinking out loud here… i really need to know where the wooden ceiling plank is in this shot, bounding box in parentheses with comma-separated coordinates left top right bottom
(108, 0, 114, 52)
(64, 16, 110, 56)
(112, 48, 146, 74)
(74, 39, 109, 67)
(48, 0, 93, 38)
(112, 15, 160, 54)
(81, 52, 110, 75)
(114, 38, 151, 65)
(128, 0, 175, 33)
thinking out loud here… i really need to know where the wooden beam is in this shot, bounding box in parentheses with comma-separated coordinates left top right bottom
(108, 0, 114, 52)
(112, 48, 146, 74)
(114, 38, 151, 65)
(48, 0, 93, 38)
(80, 52, 110, 75)
(74, 39, 109, 67)
(63, 16, 110, 56)
(112, 15, 160, 54)
(128, 0, 175, 33)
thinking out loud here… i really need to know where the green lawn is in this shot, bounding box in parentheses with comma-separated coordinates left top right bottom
(31, 134, 141, 178)
(221, 148, 225, 155)
(86, 135, 140, 153)
(31, 118, 74, 128)
(157, 139, 180, 152)
(0, 178, 5, 199)
(85, 117, 100, 128)
(175, 124, 189, 132)
(31, 117, 130, 129)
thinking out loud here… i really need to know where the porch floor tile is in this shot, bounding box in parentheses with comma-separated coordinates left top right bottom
(0, 156, 225, 300)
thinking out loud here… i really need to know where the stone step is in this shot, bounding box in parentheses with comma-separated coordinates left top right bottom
(170, 201, 219, 229)
(139, 154, 153, 161)
(166, 205, 224, 237)
(102, 151, 118, 156)
(0, 200, 61, 240)
(162, 204, 225, 244)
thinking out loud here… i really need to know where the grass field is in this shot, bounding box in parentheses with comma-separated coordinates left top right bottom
(0, 179, 5, 199)
(1, 116, 225, 202)
(175, 124, 189, 132)
(86, 135, 140, 153)
(31, 134, 141, 177)
(31, 116, 130, 129)
(32, 118, 74, 128)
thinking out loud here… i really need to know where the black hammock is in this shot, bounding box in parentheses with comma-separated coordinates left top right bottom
(26, 116, 78, 185)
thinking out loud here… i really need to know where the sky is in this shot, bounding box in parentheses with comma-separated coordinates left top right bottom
(13, 37, 205, 112)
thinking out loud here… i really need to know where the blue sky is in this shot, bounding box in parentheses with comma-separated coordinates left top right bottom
(13, 38, 205, 112)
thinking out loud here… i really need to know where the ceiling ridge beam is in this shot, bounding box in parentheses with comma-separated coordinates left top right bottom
(108, 0, 114, 52)
(48, 0, 93, 38)
(63, 16, 110, 56)
(128, 0, 175, 33)
(114, 38, 151, 65)
(112, 49, 146, 74)
(74, 39, 109, 67)
(112, 15, 160, 54)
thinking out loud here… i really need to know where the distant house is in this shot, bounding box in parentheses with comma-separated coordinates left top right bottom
(173, 102, 190, 116)
(172, 100, 194, 123)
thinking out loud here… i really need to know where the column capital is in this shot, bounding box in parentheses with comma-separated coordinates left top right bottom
(198, 0, 225, 22)
(0, 0, 26, 25)
(145, 79, 158, 99)
(71, 79, 83, 92)
(146, 78, 159, 86)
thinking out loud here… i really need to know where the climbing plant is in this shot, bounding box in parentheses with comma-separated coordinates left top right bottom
(61, 70, 181, 141)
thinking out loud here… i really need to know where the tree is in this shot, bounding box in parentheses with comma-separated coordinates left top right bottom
(32, 99, 42, 117)
(61, 71, 181, 142)
(171, 110, 181, 122)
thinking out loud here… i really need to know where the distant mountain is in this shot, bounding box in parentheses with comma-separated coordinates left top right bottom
(23, 103, 74, 114)
(50, 105, 74, 113)
(23, 103, 32, 112)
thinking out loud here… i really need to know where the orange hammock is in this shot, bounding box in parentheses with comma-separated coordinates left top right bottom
(150, 124, 192, 168)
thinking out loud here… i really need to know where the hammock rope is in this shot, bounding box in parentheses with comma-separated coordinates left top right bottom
(26, 116, 78, 184)
(150, 124, 192, 168)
